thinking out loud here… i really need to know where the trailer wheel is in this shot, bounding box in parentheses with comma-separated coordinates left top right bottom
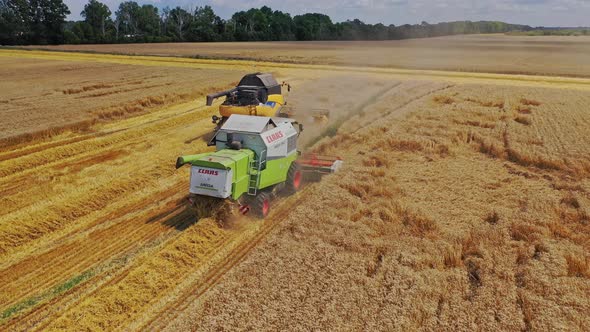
(285, 163, 302, 194)
(253, 192, 271, 218)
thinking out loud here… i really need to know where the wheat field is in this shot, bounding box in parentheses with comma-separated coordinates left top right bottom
(1, 38, 590, 331)
(20, 34, 590, 77)
(0, 56, 241, 147)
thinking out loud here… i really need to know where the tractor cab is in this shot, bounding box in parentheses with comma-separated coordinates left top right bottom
(212, 115, 301, 168)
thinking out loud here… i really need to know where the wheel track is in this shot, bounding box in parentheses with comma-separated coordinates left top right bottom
(139, 189, 313, 331)
(0, 182, 188, 311)
(0, 110, 212, 219)
(2, 212, 195, 332)
(0, 102, 213, 181)
(0, 109, 215, 258)
(337, 81, 455, 138)
(0, 205, 179, 312)
(0, 101, 212, 162)
(0, 179, 185, 269)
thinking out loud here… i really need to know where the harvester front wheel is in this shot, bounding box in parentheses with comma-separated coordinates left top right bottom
(253, 192, 271, 218)
(285, 163, 302, 194)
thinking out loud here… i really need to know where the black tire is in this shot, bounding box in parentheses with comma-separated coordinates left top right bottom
(284, 162, 303, 194)
(253, 191, 271, 218)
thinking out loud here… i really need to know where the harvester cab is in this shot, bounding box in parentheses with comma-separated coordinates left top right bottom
(176, 114, 342, 218)
(207, 73, 290, 132)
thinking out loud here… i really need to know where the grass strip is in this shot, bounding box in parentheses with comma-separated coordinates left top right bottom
(0, 270, 95, 322)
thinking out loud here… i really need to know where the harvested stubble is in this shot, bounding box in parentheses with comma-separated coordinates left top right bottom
(1, 69, 401, 330)
(169, 81, 590, 331)
(0, 56, 238, 147)
(3, 49, 590, 331)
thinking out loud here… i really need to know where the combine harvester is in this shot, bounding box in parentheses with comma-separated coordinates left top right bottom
(176, 115, 342, 218)
(206, 72, 330, 135)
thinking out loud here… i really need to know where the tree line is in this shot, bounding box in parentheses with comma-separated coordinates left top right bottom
(0, 0, 533, 45)
(508, 28, 590, 37)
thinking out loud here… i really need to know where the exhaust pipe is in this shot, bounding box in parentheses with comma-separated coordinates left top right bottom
(175, 153, 213, 169)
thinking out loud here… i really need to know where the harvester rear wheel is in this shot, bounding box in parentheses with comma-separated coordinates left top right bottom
(285, 163, 302, 194)
(253, 192, 271, 218)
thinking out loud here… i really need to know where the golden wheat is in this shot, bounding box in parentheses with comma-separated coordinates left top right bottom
(2, 46, 590, 331)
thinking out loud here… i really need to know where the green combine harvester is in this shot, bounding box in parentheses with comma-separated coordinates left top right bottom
(176, 114, 343, 218)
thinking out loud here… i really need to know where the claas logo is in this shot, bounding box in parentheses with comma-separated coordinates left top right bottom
(265, 131, 284, 144)
(198, 169, 219, 176)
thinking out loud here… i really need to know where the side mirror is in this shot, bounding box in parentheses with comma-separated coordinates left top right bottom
(175, 157, 185, 169)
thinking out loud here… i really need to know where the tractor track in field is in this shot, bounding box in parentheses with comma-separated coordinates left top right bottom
(139, 186, 313, 331)
(0, 102, 212, 162)
(0, 181, 189, 318)
(3, 210, 196, 332)
(0, 179, 185, 270)
(0, 89, 216, 324)
(0, 104, 214, 222)
(0, 94, 218, 327)
(0, 107, 210, 180)
(4, 118, 194, 181)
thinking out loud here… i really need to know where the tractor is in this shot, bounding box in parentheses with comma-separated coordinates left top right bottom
(206, 73, 289, 132)
(176, 114, 342, 218)
(205, 73, 330, 139)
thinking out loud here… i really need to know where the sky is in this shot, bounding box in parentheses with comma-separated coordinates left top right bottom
(64, 0, 590, 27)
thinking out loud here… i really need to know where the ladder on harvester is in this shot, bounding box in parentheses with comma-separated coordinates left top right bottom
(248, 149, 267, 196)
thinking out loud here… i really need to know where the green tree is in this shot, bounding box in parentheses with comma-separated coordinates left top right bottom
(230, 10, 250, 41)
(115, 1, 139, 37)
(168, 6, 190, 40)
(251, 6, 270, 40)
(268, 9, 294, 40)
(69, 20, 92, 42)
(189, 5, 222, 41)
(81, 0, 111, 40)
(137, 4, 159, 38)
(293, 13, 334, 40)
(0, 0, 30, 44)
(29, 0, 70, 44)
